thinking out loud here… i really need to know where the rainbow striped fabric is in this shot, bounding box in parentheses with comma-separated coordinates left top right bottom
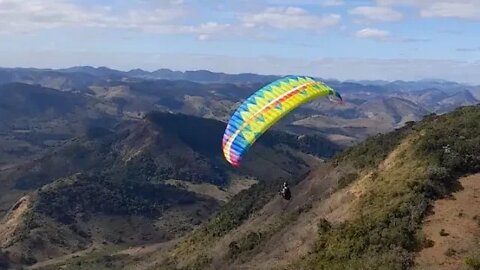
(222, 76, 341, 167)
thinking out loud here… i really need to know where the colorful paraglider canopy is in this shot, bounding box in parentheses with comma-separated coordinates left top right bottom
(221, 76, 343, 167)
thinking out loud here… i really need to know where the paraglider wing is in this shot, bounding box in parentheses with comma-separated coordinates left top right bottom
(222, 76, 342, 167)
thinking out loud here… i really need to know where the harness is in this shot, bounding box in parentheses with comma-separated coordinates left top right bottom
(281, 187, 291, 200)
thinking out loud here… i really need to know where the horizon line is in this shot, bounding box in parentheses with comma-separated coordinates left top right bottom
(0, 65, 476, 86)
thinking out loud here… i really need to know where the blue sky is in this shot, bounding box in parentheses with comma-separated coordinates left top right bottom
(1, 0, 480, 83)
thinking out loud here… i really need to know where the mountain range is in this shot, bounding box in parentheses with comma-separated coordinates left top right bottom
(0, 67, 479, 269)
(0, 66, 477, 166)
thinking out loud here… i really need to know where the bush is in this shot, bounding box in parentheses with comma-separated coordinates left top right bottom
(333, 124, 413, 170)
(473, 215, 480, 227)
(465, 256, 480, 270)
(338, 172, 359, 189)
(228, 231, 265, 259)
(417, 106, 480, 178)
(317, 219, 331, 234)
(427, 166, 451, 183)
(439, 229, 449, 236)
(182, 254, 212, 270)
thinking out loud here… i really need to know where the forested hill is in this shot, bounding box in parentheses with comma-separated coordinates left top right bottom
(0, 111, 339, 269)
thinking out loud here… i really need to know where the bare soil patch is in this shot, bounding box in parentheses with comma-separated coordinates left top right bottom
(415, 174, 480, 270)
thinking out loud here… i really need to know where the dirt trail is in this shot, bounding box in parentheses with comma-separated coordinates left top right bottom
(415, 173, 480, 270)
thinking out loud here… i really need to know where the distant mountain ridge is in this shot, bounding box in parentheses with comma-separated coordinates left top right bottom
(0, 67, 477, 164)
(0, 66, 281, 84)
(0, 70, 477, 167)
(3, 66, 479, 88)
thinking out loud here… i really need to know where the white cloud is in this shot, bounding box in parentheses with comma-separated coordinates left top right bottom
(349, 6, 403, 22)
(377, 0, 480, 20)
(0, 0, 114, 33)
(242, 7, 341, 30)
(197, 34, 209, 41)
(355, 27, 390, 40)
(376, 0, 423, 5)
(182, 22, 232, 40)
(322, 0, 344, 6)
(125, 8, 186, 27)
(421, 2, 480, 19)
(0, 0, 230, 38)
(121, 13, 231, 36)
(263, 0, 343, 6)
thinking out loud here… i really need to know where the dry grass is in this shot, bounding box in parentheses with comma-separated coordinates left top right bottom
(0, 195, 32, 248)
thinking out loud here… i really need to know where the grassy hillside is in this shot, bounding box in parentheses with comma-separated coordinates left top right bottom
(294, 106, 480, 269)
(149, 105, 480, 270)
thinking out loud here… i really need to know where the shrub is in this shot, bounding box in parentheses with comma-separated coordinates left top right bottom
(333, 124, 413, 170)
(439, 229, 449, 236)
(317, 219, 331, 234)
(465, 256, 480, 270)
(338, 172, 359, 189)
(228, 232, 265, 259)
(427, 166, 451, 183)
(184, 255, 212, 270)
